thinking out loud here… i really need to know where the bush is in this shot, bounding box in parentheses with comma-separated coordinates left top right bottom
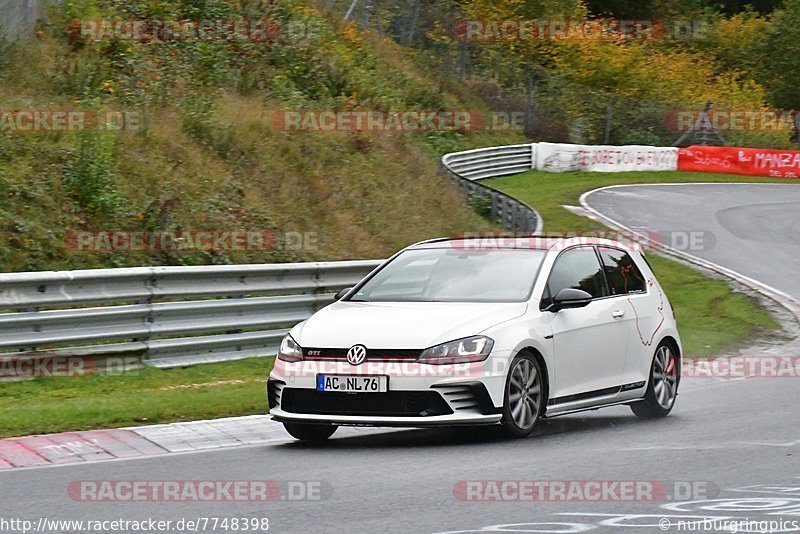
(65, 129, 122, 216)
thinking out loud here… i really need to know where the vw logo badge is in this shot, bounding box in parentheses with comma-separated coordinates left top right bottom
(346, 345, 367, 366)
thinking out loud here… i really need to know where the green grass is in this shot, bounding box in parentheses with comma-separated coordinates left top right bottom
(491, 169, 792, 233)
(488, 170, 786, 356)
(1, 169, 788, 439)
(0, 1, 514, 272)
(0, 357, 273, 438)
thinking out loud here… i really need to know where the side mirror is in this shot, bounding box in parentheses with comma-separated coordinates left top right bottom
(334, 287, 354, 301)
(547, 288, 593, 312)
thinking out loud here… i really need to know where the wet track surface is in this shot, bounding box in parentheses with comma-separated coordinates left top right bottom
(2, 377, 799, 533)
(584, 183, 800, 303)
(2, 183, 800, 534)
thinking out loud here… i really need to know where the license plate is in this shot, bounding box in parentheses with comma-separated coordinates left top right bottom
(316, 375, 388, 393)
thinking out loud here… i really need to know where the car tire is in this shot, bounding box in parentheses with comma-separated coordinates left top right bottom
(283, 422, 338, 442)
(500, 352, 546, 438)
(630, 341, 680, 418)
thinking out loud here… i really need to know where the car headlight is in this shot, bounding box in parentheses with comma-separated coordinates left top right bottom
(418, 335, 494, 365)
(278, 334, 304, 362)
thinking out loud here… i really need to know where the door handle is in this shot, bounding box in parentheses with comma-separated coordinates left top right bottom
(612, 310, 625, 318)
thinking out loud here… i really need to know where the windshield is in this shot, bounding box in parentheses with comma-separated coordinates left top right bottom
(349, 247, 547, 303)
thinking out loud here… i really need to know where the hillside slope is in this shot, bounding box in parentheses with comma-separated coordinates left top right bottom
(0, 0, 520, 272)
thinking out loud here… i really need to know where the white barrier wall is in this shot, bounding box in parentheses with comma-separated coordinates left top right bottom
(535, 142, 679, 173)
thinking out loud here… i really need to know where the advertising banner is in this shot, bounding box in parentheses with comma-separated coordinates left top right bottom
(678, 145, 800, 178)
(536, 143, 678, 173)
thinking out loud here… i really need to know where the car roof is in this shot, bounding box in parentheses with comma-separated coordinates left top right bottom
(408, 235, 642, 252)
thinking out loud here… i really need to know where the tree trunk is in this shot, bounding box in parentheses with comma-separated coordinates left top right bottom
(402, 0, 421, 45)
(604, 95, 618, 144)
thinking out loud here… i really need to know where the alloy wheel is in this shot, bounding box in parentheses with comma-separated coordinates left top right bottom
(653, 344, 678, 409)
(508, 358, 543, 430)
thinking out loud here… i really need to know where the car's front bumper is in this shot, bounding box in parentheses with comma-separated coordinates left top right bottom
(268, 357, 508, 427)
(270, 407, 502, 427)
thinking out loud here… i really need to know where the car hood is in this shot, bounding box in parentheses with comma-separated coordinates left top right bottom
(292, 301, 528, 349)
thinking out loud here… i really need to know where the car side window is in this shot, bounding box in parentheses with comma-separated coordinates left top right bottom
(598, 247, 647, 295)
(545, 247, 608, 303)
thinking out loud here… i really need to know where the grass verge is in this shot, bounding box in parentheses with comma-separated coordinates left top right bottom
(487, 170, 786, 357)
(2, 170, 789, 439)
(0, 358, 273, 439)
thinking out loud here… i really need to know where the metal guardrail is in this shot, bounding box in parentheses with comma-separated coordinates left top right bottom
(441, 144, 542, 233)
(0, 144, 543, 371)
(0, 261, 382, 368)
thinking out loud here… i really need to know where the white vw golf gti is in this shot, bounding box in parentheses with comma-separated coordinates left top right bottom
(268, 236, 681, 441)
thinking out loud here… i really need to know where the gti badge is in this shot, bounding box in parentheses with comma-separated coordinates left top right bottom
(347, 344, 367, 366)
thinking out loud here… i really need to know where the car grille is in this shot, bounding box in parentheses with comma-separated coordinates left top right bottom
(301, 347, 422, 361)
(267, 379, 285, 410)
(433, 382, 502, 415)
(280, 389, 453, 417)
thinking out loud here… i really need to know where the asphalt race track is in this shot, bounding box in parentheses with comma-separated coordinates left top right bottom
(583, 183, 800, 303)
(2, 379, 800, 533)
(2, 183, 800, 534)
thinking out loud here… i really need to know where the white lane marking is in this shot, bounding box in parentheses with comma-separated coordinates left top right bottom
(0, 416, 398, 472)
(127, 415, 283, 452)
(0, 437, 296, 474)
(38, 441, 106, 457)
(434, 481, 800, 533)
(0, 415, 289, 472)
(621, 438, 800, 452)
(579, 183, 800, 323)
(433, 523, 597, 534)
